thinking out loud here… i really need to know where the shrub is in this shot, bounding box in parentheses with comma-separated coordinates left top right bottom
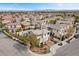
(48, 20, 56, 24)
(75, 16, 79, 23)
(16, 28, 22, 32)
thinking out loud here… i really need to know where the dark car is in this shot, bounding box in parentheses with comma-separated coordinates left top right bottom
(74, 34, 79, 39)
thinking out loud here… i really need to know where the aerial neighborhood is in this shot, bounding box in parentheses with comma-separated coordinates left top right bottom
(0, 11, 78, 55)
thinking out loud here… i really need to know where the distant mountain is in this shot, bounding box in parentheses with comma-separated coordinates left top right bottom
(0, 9, 79, 12)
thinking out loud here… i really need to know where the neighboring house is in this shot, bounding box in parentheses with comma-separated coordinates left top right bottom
(18, 29, 50, 44)
(46, 16, 75, 38)
(5, 22, 21, 33)
(46, 23, 70, 38)
(5, 23, 16, 33)
(21, 20, 31, 30)
(2, 20, 11, 24)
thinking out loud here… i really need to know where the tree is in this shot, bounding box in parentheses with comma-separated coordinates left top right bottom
(0, 20, 4, 28)
(0, 20, 5, 32)
(20, 33, 40, 47)
(16, 28, 22, 32)
(30, 34, 39, 47)
(75, 16, 79, 23)
(48, 20, 56, 24)
(21, 18, 25, 22)
(67, 27, 74, 35)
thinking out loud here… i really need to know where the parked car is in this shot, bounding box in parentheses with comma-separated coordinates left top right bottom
(74, 34, 79, 39)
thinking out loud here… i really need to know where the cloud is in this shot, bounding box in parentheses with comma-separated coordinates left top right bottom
(55, 3, 79, 10)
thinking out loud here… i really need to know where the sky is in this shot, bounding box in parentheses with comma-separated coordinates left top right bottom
(0, 3, 79, 10)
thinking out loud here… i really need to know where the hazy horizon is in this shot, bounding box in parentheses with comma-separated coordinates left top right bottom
(0, 3, 79, 11)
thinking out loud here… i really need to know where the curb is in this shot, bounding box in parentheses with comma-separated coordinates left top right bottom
(27, 47, 56, 56)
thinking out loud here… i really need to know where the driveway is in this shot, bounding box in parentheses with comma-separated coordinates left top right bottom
(0, 33, 30, 56)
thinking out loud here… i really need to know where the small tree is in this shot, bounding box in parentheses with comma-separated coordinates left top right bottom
(30, 34, 39, 47)
(0, 20, 5, 28)
(75, 16, 79, 23)
(16, 28, 22, 32)
(48, 20, 56, 24)
(20, 33, 40, 48)
(21, 18, 25, 22)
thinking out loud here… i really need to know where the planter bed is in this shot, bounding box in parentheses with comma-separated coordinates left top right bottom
(3, 30, 27, 46)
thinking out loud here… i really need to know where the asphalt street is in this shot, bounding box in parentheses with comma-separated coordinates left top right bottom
(0, 30, 79, 56)
(0, 32, 30, 56)
(54, 39, 79, 56)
